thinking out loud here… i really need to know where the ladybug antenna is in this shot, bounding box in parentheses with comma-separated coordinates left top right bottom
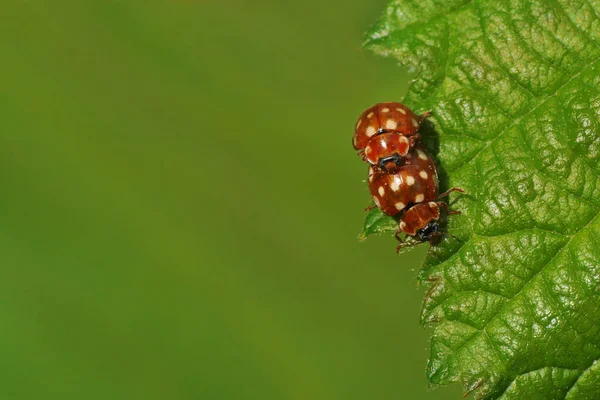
(444, 232, 458, 241)
(431, 230, 459, 243)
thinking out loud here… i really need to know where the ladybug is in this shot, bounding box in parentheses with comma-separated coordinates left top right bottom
(353, 102, 430, 172)
(394, 196, 462, 253)
(368, 147, 439, 215)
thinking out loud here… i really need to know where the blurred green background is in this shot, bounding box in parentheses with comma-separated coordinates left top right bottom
(1, 1, 461, 399)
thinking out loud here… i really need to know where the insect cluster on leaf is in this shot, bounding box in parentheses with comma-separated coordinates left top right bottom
(352, 102, 463, 252)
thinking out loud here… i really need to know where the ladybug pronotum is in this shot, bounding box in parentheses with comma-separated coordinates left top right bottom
(363, 132, 416, 174)
(353, 102, 430, 172)
(398, 201, 444, 239)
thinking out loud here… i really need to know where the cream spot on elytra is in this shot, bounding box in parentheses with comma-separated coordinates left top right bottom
(419, 170, 428, 179)
(367, 112, 374, 119)
(406, 176, 415, 186)
(366, 126, 377, 137)
(356, 119, 362, 129)
(378, 186, 385, 196)
(381, 107, 390, 113)
(368, 167, 374, 182)
(395, 202, 406, 211)
(391, 178, 401, 192)
(417, 149, 428, 160)
(412, 118, 419, 128)
(385, 119, 398, 130)
(396, 107, 406, 115)
(415, 194, 425, 203)
(373, 196, 381, 208)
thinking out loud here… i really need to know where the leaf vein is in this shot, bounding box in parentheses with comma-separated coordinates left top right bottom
(448, 57, 600, 175)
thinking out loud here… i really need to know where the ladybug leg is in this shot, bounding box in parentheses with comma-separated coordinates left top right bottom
(408, 133, 421, 147)
(419, 110, 433, 122)
(438, 202, 461, 216)
(395, 233, 420, 253)
(395, 240, 406, 254)
(357, 149, 367, 162)
(438, 187, 465, 199)
(396, 240, 420, 253)
(364, 204, 377, 212)
(395, 231, 405, 253)
(394, 230, 404, 243)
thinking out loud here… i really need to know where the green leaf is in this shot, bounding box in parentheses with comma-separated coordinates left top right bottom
(363, 1, 600, 398)
(360, 208, 397, 240)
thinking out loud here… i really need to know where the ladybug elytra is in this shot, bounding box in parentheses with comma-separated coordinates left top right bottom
(368, 146, 438, 215)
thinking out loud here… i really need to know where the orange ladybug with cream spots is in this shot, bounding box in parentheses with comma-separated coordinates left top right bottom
(394, 191, 463, 252)
(368, 147, 438, 216)
(353, 102, 422, 149)
(398, 202, 442, 236)
(353, 102, 429, 171)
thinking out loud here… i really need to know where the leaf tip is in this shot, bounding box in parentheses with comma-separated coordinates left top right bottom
(358, 231, 367, 242)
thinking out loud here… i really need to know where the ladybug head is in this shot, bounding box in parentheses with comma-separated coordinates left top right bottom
(415, 220, 440, 242)
(377, 153, 403, 173)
